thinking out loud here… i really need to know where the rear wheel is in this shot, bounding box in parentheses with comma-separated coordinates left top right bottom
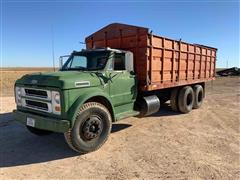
(170, 88, 179, 111)
(193, 85, 204, 109)
(26, 126, 53, 136)
(178, 86, 194, 113)
(64, 102, 112, 154)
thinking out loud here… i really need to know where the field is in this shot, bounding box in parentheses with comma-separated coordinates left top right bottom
(0, 69, 239, 179)
(0, 68, 54, 97)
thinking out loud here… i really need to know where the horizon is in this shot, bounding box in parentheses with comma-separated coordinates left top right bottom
(1, 1, 239, 68)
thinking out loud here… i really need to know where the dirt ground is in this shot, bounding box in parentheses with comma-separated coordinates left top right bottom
(0, 76, 239, 180)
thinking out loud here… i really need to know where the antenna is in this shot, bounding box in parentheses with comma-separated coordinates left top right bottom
(51, 25, 55, 71)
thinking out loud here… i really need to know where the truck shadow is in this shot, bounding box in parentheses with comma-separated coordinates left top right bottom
(0, 104, 175, 168)
(0, 112, 131, 168)
(111, 123, 132, 133)
(151, 103, 181, 117)
(136, 103, 181, 118)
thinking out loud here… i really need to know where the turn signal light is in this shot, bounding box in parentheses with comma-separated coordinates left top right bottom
(55, 106, 61, 112)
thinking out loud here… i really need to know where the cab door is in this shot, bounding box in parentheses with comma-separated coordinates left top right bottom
(108, 52, 137, 107)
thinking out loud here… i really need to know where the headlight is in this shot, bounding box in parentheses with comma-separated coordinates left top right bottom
(15, 86, 22, 106)
(54, 93, 60, 104)
(17, 88, 21, 95)
(52, 91, 61, 115)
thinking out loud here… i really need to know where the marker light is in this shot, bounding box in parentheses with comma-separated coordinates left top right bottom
(52, 91, 61, 115)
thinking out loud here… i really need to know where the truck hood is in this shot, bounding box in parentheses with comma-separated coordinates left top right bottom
(15, 71, 102, 89)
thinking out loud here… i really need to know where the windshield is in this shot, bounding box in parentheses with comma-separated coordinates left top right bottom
(61, 51, 109, 71)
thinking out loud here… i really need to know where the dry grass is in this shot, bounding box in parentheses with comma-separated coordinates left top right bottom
(0, 68, 54, 97)
(0, 68, 224, 97)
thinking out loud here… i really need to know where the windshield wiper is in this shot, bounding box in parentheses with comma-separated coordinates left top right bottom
(62, 67, 86, 71)
(76, 67, 86, 71)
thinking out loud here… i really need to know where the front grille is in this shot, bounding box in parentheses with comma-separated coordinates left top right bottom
(20, 87, 52, 113)
(23, 88, 51, 100)
(25, 100, 48, 111)
(25, 89, 48, 98)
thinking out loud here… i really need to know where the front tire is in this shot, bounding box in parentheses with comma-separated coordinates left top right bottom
(64, 102, 112, 154)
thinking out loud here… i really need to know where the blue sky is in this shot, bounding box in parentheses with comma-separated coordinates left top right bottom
(1, 0, 239, 67)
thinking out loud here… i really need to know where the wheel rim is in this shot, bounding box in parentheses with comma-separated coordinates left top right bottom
(81, 115, 103, 141)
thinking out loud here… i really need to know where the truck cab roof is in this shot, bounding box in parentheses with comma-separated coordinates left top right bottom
(73, 47, 130, 55)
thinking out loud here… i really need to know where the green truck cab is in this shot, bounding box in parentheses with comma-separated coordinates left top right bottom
(13, 23, 216, 153)
(14, 48, 139, 153)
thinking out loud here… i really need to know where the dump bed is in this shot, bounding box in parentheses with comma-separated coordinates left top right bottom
(85, 23, 217, 91)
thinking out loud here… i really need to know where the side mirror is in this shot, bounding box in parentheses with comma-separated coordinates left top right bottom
(59, 55, 70, 70)
(125, 52, 134, 72)
(59, 57, 63, 69)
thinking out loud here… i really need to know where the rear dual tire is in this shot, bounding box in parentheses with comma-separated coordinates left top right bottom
(178, 86, 194, 113)
(193, 85, 204, 109)
(170, 88, 179, 111)
(170, 84, 204, 113)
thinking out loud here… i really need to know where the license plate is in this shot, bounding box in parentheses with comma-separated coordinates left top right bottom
(27, 117, 35, 127)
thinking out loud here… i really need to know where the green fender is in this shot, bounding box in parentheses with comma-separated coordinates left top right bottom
(67, 88, 115, 127)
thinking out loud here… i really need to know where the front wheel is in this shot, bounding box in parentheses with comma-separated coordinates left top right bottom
(64, 102, 112, 154)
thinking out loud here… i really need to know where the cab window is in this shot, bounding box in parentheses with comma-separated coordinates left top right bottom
(113, 53, 125, 71)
